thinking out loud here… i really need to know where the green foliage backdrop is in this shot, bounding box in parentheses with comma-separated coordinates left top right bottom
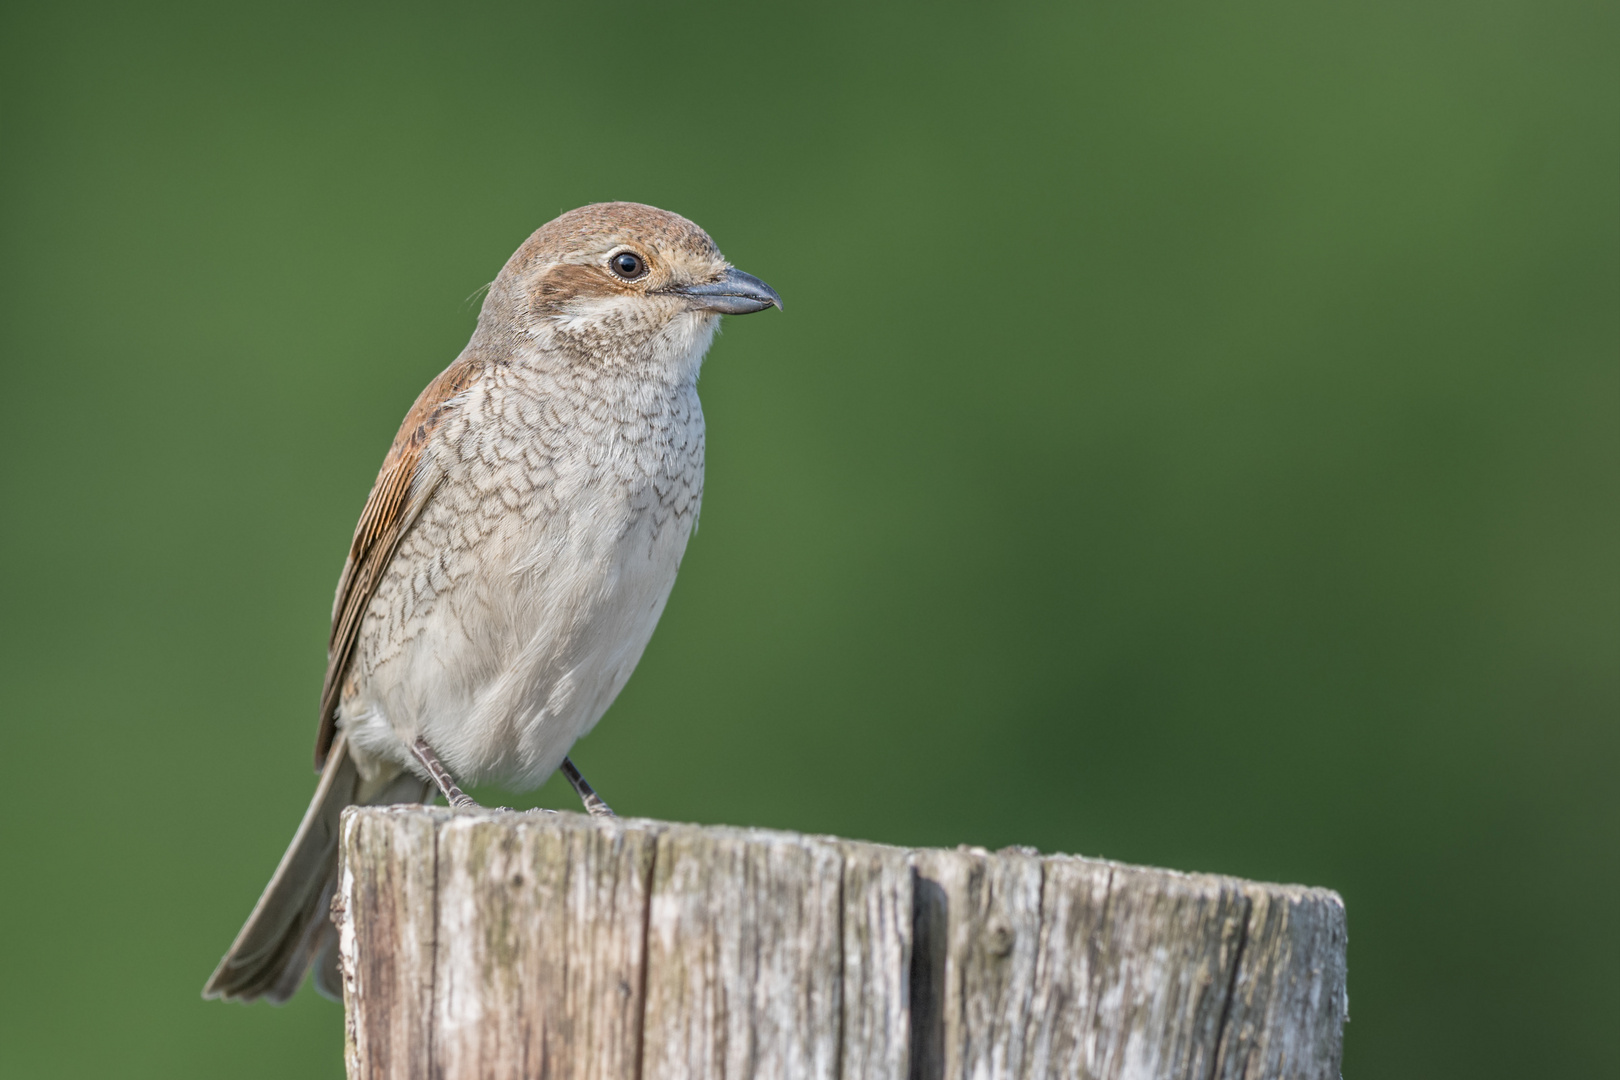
(1, 2, 1614, 1075)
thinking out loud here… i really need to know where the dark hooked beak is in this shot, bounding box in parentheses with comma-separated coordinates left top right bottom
(667, 267, 783, 315)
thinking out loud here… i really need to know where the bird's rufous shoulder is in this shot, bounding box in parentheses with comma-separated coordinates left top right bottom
(313, 355, 481, 769)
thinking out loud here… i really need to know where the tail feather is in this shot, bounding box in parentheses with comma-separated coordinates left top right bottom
(203, 733, 432, 1004)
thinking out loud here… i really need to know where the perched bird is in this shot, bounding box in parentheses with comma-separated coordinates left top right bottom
(203, 203, 781, 1003)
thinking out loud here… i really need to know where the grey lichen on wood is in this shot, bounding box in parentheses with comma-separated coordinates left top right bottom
(336, 807, 1346, 1080)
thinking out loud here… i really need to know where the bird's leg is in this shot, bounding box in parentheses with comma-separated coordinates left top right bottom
(410, 737, 479, 809)
(561, 757, 615, 818)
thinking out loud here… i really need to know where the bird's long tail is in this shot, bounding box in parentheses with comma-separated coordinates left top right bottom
(202, 732, 433, 1003)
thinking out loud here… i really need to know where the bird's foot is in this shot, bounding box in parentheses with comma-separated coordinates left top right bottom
(411, 737, 482, 810)
(561, 757, 617, 818)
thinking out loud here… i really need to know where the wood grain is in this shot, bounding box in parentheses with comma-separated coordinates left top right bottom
(335, 805, 436, 1080)
(640, 825, 844, 1079)
(839, 841, 914, 1080)
(335, 808, 1347, 1079)
(431, 812, 660, 1080)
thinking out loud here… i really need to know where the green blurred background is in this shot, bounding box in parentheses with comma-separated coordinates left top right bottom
(2, 1, 1615, 1075)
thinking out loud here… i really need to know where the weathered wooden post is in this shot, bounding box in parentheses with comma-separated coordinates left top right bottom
(334, 806, 1346, 1079)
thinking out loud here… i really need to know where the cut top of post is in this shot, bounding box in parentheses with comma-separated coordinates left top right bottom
(334, 807, 1346, 1080)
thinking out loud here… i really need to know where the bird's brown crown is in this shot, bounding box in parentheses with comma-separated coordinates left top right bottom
(521, 202, 720, 266)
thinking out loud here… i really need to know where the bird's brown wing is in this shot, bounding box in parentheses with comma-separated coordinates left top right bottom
(313, 357, 481, 769)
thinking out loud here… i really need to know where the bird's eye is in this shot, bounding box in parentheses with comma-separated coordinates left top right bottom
(610, 251, 646, 279)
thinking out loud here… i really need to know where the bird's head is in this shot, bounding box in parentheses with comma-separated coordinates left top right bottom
(476, 202, 780, 373)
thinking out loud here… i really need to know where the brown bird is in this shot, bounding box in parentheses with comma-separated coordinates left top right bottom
(203, 202, 781, 1003)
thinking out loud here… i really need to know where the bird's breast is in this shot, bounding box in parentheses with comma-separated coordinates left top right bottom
(345, 363, 706, 787)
